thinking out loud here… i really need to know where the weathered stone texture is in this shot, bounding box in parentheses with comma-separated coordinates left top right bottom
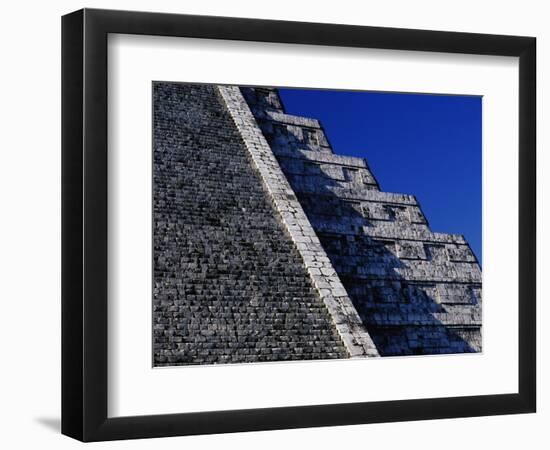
(153, 82, 348, 366)
(242, 87, 482, 356)
(218, 85, 378, 357)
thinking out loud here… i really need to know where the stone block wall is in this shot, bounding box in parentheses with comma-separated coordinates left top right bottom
(153, 82, 348, 365)
(242, 87, 482, 356)
(217, 85, 378, 357)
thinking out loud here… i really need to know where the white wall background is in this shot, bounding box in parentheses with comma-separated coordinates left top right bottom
(0, 1, 546, 448)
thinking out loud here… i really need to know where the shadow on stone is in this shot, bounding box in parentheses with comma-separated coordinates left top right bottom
(241, 85, 480, 357)
(294, 171, 477, 356)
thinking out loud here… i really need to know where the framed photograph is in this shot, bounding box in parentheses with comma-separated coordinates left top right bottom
(61, 8, 536, 442)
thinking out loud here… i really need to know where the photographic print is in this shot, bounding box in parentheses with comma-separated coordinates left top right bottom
(61, 11, 536, 440)
(152, 82, 482, 367)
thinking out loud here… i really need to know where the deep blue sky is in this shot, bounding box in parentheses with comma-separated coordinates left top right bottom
(278, 88, 482, 263)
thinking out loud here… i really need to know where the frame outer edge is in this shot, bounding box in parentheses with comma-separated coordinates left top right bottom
(82, 8, 110, 441)
(61, 9, 85, 441)
(518, 37, 536, 412)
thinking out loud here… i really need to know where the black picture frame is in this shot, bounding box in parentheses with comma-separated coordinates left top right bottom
(61, 8, 536, 442)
